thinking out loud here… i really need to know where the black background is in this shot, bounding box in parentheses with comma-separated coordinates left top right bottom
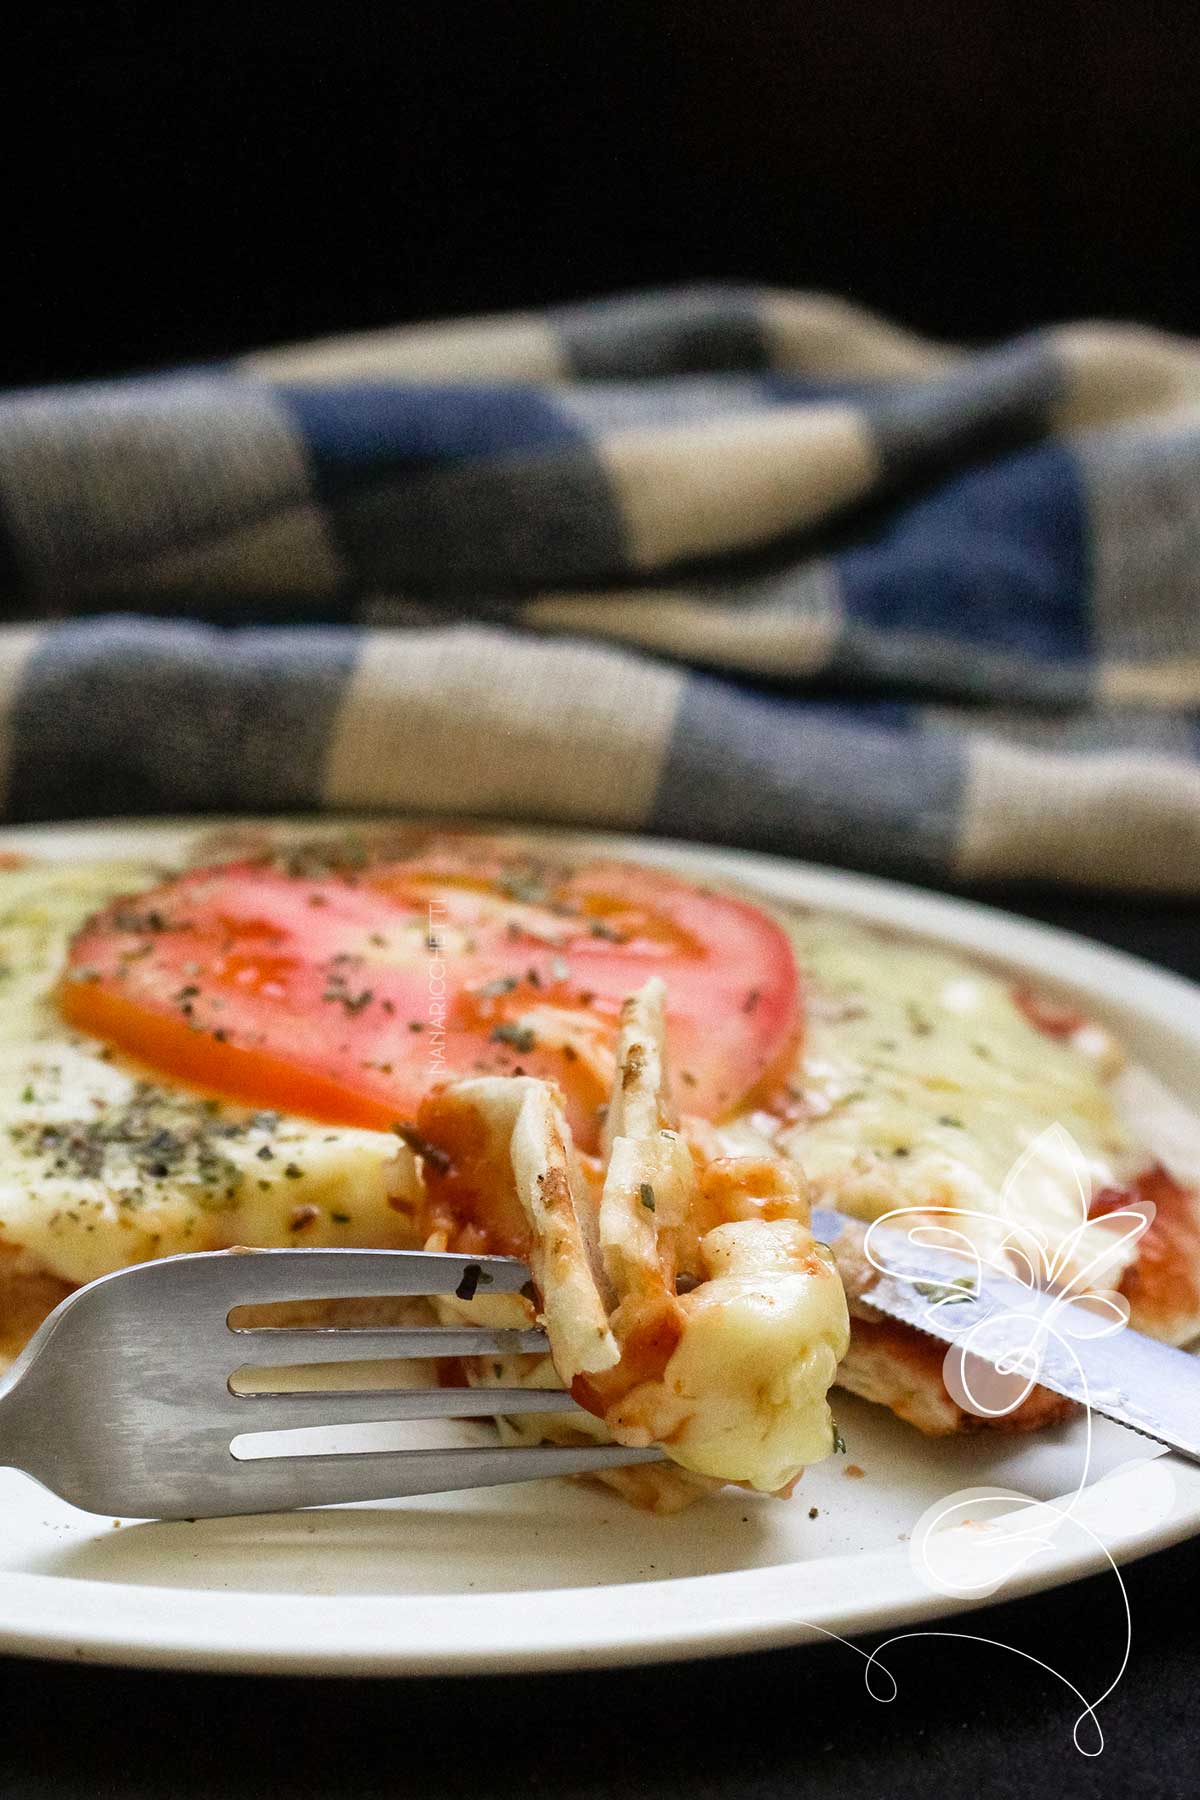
(7, 1, 1200, 387)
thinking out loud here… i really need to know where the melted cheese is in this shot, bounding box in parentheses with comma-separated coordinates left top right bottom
(771, 915, 1144, 1288)
(435, 981, 849, 1495)
(0, 861, 419, 1288)
(626, 1217, 847, 1490)
(0, 853, 1158, 1460)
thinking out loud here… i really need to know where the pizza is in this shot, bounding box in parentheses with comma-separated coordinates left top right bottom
(0, 826, 1194, 1510)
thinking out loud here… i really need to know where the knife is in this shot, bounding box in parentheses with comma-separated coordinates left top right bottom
(810, 1205, 1200, 1463)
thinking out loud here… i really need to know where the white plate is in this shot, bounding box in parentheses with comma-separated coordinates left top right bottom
(1, 816, 1199, 1676)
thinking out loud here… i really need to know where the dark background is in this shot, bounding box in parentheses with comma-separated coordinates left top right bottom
(8, 1, 1200, 388)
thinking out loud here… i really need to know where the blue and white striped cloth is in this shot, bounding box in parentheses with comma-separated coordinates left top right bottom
(2, 285, 1199, 889)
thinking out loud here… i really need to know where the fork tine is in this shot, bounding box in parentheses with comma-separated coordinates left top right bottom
(211, 1441, 665, 1516)
(230, 1326, 550, 1364)
(228, 1385, 581, 1431)
(181, 1247, 532, 1306)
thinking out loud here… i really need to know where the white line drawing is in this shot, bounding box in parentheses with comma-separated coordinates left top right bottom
(820, 1123, 1173, 1755)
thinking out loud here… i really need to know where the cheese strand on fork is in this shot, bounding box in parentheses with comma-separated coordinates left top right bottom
(418, 980, 849, 1500)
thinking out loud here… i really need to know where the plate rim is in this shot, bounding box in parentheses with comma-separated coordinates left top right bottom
(2, 812, 1198, 1676)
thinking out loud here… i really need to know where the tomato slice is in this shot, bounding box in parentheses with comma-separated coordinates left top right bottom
(60, 837, 800, 1149)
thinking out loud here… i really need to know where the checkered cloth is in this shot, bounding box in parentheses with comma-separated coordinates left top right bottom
(1, 285, 1198, 889)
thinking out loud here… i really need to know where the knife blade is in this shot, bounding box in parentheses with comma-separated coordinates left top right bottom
(810, 1205, 1200, 1463)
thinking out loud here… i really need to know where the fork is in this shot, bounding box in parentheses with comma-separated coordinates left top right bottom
(0, 1248, 663, 1519)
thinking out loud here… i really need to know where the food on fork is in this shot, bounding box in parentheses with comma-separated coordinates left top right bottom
(420, 981, 848, 1498)
(0, 826, 1195, 1510)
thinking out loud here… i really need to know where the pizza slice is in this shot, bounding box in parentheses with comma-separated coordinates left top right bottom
(0, 828, 1195, 1511)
